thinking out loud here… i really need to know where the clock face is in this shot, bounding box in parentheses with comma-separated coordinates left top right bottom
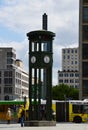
(31, 56, 36, 63)
(44, 56, 50, 63)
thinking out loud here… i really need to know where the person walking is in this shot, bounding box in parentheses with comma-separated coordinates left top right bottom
(6, 108, 12, 124)
(20, 107, 25, 127)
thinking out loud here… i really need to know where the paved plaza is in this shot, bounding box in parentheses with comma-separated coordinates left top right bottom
(0, 123, 88, 130)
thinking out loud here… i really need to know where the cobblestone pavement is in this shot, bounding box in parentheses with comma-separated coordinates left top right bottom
(0, 123, 88, 130)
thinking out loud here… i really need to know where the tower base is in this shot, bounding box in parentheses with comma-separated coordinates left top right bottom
(24, 120, 56, 126)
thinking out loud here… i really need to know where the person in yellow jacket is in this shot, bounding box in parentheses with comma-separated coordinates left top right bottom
(6, 108, 12, 124)
(18, 104, 29, 123)
(17, 105, 24, 123)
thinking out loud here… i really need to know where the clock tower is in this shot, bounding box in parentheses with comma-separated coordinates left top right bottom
(26, 30, 55, 124)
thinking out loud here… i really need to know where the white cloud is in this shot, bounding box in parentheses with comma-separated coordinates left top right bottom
(0, 38, 28, 71)
(0, 0, 79, 32)
(0, 0, 79, 85)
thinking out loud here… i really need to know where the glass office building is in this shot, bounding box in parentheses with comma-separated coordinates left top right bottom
(79, 0, 88, 99)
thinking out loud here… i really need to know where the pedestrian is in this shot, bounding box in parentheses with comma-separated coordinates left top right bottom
(20, 106, 25, 127)
(6, 108, 12, 124)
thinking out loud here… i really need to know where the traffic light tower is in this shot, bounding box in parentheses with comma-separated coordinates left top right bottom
(25, 15, 55, 126)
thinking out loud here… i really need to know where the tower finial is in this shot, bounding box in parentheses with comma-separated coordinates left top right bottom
(42, 13, 48, 30)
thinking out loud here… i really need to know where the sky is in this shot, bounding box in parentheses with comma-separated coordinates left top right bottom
(0, 0, 79, 85)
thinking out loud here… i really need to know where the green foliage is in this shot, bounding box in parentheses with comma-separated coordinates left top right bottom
(52, 84, 79, 100)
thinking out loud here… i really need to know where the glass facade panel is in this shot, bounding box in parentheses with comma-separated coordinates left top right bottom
(83, 62, 88, 77)
(0, 71, 1, 77)
(83, 80, 88, 95)
(0, 78, 1, 84)
(83, 25, 88, 41)
(83, 7, 88, 22)
(83, 0, 88, 4)
(83, 44, 88, 59)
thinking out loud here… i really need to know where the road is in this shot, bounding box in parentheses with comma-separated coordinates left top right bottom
(0, 123, 88, 130)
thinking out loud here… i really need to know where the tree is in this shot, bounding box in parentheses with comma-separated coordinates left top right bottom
(52, 84, 79, 100)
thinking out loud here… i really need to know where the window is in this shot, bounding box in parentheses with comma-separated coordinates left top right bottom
(83, 62, 88, 77)
(16, 79, 21, 85)
(70, 73, 74, 77)
(22, 75, 28, 81)
(63, 49, 65, 54)
(67, 55, 70, 59)
(43, 42, 51, 52)
(16, 72, 21, 78)
(0, 71, 1, 77)
(83, 0, 88, 4)
(71, 61, 73, 64)
(15, 88, 21, 94)
(82, 44, 88, 59)
(4, 87, 12, 94)
(0, 78, 1, 84)
(31, 41, 51, 52)
(70, 79, 74, 83)
(75, 79, 79, 83)
(7, 65, 13, 69)
(7, 52, 13, 57)
(75, 49, 77, 53)
(83, 7, 88, 22)
(64, 73, 68, 77)
(67, 49, 70, 53)
(22, 81, 28, 87)
(4, 78, 12, 85)
(9, 71, 12, 77)
(71, 49, 74, 53)
(59, 73, 63, 77)
(64, 79, 68, 83)
(75, 61, 77, 64)
(73, 105, 83, 113)
(75, 85, 79, 89)
(83, 80, 88, 95)
(7, 59, 13, 64)
(75, 73, 79, 77)
(83, 25, 88, 41)
(59, 80, 63, 83)
(4, 71, 12, 77)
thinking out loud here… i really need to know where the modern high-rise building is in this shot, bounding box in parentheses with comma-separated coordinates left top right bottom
(0, 48, 28, 100)
(58, 48, 79, 88)
(79, 0, 88, 99)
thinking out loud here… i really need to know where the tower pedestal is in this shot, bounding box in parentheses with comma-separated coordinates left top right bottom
(24, 120, 56, 126)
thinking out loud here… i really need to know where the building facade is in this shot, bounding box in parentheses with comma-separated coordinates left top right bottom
(79, 0, 88, 99)
(0, 48, 28, 100)
(62, 48, 79, 71)
(58, 48, 79, 88)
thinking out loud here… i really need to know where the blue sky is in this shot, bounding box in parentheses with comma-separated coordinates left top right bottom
(0, 24, 24, 42)
(0, 0, 79, 85)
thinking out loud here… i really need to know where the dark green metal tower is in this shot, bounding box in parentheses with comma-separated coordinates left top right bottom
(27, 30, 55, 121)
